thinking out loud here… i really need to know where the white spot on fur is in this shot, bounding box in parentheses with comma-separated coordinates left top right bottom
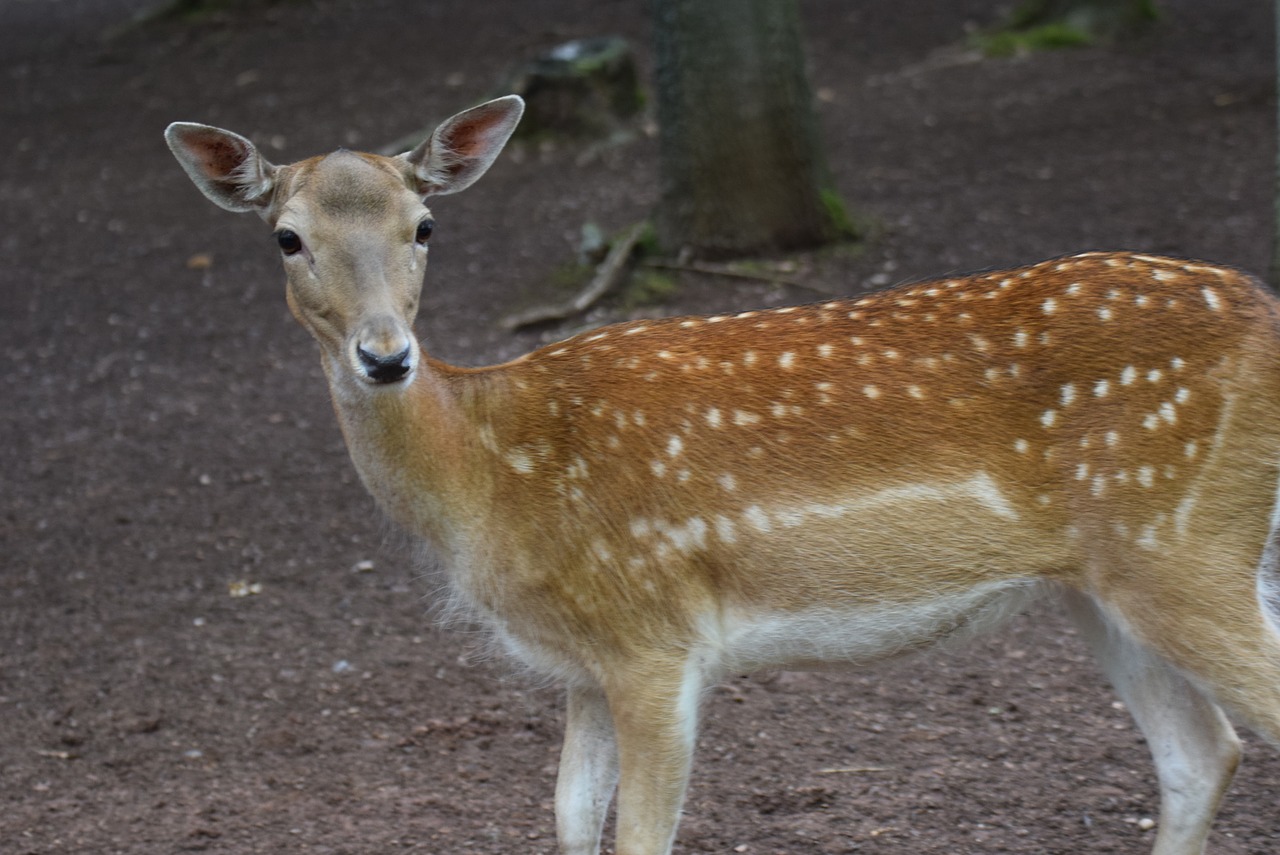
(714, 515, 737, 544)
(775, 509, 805, 528)
(1202, 288, 1222, 312)
(734, 410, 761, 426)
(1014, 438, 1030, 454)
(1094, 379, 1110, 398)
(706, 408, 723, 428)
(1159, 402, 1177, 424)
(1175, 496, 1196, 534)
(650, 460, 667, 478)
(1138, 466, 1155, 488)
(1137, 524, 1161, 550)
(959, 472, 1021, 520)
(1120, 366, 1137, 386)
(1060, 384, 1077, 407)
(505, 449, 535, 475)
(863, 385, 882, 399)
(1041, 410, 1058, 428)
(1105, 430, 1120, 447)
(779, 352, 797, 370)
(667, 435, 684, 457)
(1147, 369, 1163, 383)
(1097, 306, 1113, 321)
(1143, 414, 1160, 430)
(1042, 298, 1058, 315)
(665, 517, 708, 553)
(817, 344, 834, 359)
(1014, 329, 1029, 348)
(744, 505, 772, 533)
(718, 473, 737, 492)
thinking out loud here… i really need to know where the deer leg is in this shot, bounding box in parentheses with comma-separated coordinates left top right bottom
(605, 658, 703, 855)
(556, 681, 620, 855)
(1066, 590, 1242, 855)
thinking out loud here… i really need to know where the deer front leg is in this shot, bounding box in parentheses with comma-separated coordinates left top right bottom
(607, 660, 703, 855)
(556, 682, 620, 855)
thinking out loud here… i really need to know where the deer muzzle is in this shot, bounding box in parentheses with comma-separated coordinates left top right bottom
(351, 317, 417, 385)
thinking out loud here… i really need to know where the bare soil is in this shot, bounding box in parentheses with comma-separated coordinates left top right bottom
(3, 1, 1279, 852)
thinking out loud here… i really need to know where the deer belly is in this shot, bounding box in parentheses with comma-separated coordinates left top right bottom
(707, 579, 1046, 673)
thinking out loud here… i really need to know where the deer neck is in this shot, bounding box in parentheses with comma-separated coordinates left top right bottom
(321, 352, 490, 556)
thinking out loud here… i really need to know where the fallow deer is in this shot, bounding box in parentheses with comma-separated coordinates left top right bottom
(166, 95, 1280, 855)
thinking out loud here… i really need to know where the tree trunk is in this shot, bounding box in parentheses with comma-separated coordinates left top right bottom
(650, 0, 850, 260)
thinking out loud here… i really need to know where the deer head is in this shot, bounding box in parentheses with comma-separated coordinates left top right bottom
(165, 96, 524, 386)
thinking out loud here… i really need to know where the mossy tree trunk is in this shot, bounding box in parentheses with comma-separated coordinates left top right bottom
(650, 0, 851, 260)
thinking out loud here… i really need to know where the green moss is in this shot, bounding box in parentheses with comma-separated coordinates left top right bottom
(631, 220, 661, 259)
(622, 270, 678, 309)
(820, 188, 860, 242)
(976, 22, 1092, 57)
(978, 0, 1160, 56)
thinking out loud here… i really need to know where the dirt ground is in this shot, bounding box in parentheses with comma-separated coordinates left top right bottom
(3, 0, 1280, 852)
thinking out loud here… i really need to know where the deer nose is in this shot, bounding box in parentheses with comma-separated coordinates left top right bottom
(356, 344, 413, 383)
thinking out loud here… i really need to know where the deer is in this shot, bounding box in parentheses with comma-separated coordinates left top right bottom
(165, 95, 1280, 855)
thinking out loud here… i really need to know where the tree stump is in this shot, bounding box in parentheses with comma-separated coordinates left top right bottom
(500, 37, 643, 140)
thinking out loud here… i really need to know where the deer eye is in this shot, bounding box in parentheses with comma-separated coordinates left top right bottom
(415, 219, 435, 245)
(275, 229, 302, 255)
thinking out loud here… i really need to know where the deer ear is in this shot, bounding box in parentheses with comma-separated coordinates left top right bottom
(165, 122, 279, 216)
(400, 95, 524, 197)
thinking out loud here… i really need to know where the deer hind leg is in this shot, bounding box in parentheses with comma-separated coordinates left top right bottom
(1065, 590, 1242, 855)
(556, 682, 621, 855)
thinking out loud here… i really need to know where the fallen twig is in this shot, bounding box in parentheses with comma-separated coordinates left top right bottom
(502, 221, 648, 331)
(642, 259, 840, 296)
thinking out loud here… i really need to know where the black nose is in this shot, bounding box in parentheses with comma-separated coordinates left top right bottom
(357, 345, 412, 383)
